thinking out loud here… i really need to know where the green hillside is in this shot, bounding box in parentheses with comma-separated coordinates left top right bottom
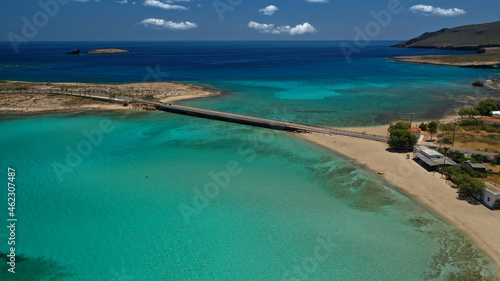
(392, 20, 500, 50)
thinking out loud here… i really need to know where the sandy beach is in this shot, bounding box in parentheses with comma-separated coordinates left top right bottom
(299, 130, 500, 271)
(2, 80, 500, 273)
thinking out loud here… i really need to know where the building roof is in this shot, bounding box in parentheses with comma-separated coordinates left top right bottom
(481, 117, 500, 124)
(442, 158, 460, 167)
(414, 153, 460, 167)
(421, 148, 443, 158)
(467, 162, 487, 169)
(491, 111, 500, 115)
(415, 153, 439, 167)
(485, 182, 500, 195)
(409, 127, 422, 132)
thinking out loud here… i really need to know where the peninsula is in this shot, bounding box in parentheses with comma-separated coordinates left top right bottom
(391, 49, 500, 69)
(392, 20, 500, 50)
(0, 81, 219, 114)
(84, 48, 132, 54)
(391, 20, 500, 68)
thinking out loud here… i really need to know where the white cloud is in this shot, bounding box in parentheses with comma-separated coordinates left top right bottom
(305, 0, 328, 3)
(140, 18, 198, 30)
(248, 22, 275, 32)
(288, 22, 317, 35)
(143, 0, 188, 10)
(74, 0, 100, 2)
(409, 5, 466, 16)
(259, 5, 279, 16)
(248, 21, 317, 35)
(115, 0, 127, 3)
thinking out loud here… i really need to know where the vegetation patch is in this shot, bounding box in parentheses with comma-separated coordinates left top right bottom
(142, 94, 156, 101)
(387, 121, 418, 150)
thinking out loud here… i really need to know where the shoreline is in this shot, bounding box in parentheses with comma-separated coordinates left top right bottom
(391, 55, 500, 69)
(297, 130, 500, 272)
(2, 79, 500, 273)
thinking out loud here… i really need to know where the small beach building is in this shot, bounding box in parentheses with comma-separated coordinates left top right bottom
(413, 147, 460, 169)
(409, 127, 422, 139)
(473, 182, 500, 209)
(491, 111, 500, 118)
(481, 117, 500, 125)
(465, 161, 488, 172)
(420, 148, 443, 159)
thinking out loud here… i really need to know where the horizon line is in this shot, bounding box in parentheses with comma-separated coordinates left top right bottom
(0, 39, 406, 43)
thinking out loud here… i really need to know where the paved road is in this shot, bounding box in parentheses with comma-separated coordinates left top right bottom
(2, 90, 389, 142)
(419, 144, 498, 158)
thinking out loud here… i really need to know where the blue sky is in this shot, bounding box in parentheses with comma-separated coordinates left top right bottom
(1, 0, 499, 41)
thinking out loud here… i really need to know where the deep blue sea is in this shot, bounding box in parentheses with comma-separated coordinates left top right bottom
(0, 41, 497, 125)
(0, 41, 499, 280)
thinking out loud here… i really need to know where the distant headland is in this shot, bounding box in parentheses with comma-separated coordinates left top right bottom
(392, 20, 500, 50)
(84, 49, 132, 55)
(391, 20, 500, 68)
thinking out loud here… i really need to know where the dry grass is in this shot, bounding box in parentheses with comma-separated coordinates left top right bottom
(486, 174, 500, 185)
(485, 163, 500, 173)
(412, 52, 500, 64)
(429, 125, 500, 153)
(453, 137, 500, 153)
(0, 80, 220, 113)
(62, 97, 101, 106)
(484, 164, 500, 185)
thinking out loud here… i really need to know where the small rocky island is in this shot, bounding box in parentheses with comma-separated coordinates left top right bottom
(84, 49, 132, 55)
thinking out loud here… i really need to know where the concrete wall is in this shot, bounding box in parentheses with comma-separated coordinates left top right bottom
(483, 189, 500, 209)
(410, 131, 421, 139)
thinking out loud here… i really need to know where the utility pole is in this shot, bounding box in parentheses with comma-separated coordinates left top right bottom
(452, 122, 457, 147)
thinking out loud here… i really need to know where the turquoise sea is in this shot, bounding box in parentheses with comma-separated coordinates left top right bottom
(0, 41, 499, 280)
(1, 41, 498, 126)
(1, 112, 498, 280)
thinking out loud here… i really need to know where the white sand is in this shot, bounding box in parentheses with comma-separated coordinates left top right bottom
(3, 80, 499, 271)
(299, 131, 500, 270)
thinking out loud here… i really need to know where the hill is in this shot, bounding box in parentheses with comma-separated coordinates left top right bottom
(392, 20, 500, 50)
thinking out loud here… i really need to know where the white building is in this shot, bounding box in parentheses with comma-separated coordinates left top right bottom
(474, 182, 500, 209)
(492, 111, 500, 118)
(413, 147, 459, 169)
(420, 148, 444, 159)
(409, 127, 422, 139)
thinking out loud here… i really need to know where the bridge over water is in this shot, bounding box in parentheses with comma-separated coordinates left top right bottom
(1, 89, 389, 143)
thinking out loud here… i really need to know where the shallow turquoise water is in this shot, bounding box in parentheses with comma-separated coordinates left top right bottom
(1, 41, 499, 280)
(1, 41, 497, 127)
(180, 57, 498, 127)
(0, 112, 497, 280)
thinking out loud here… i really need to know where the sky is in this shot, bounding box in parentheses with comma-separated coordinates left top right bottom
(1, 0, 499, 41)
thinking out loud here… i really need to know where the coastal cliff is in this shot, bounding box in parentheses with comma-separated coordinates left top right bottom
(391, 20, 500, 68)
(392, 20, 500, 50)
